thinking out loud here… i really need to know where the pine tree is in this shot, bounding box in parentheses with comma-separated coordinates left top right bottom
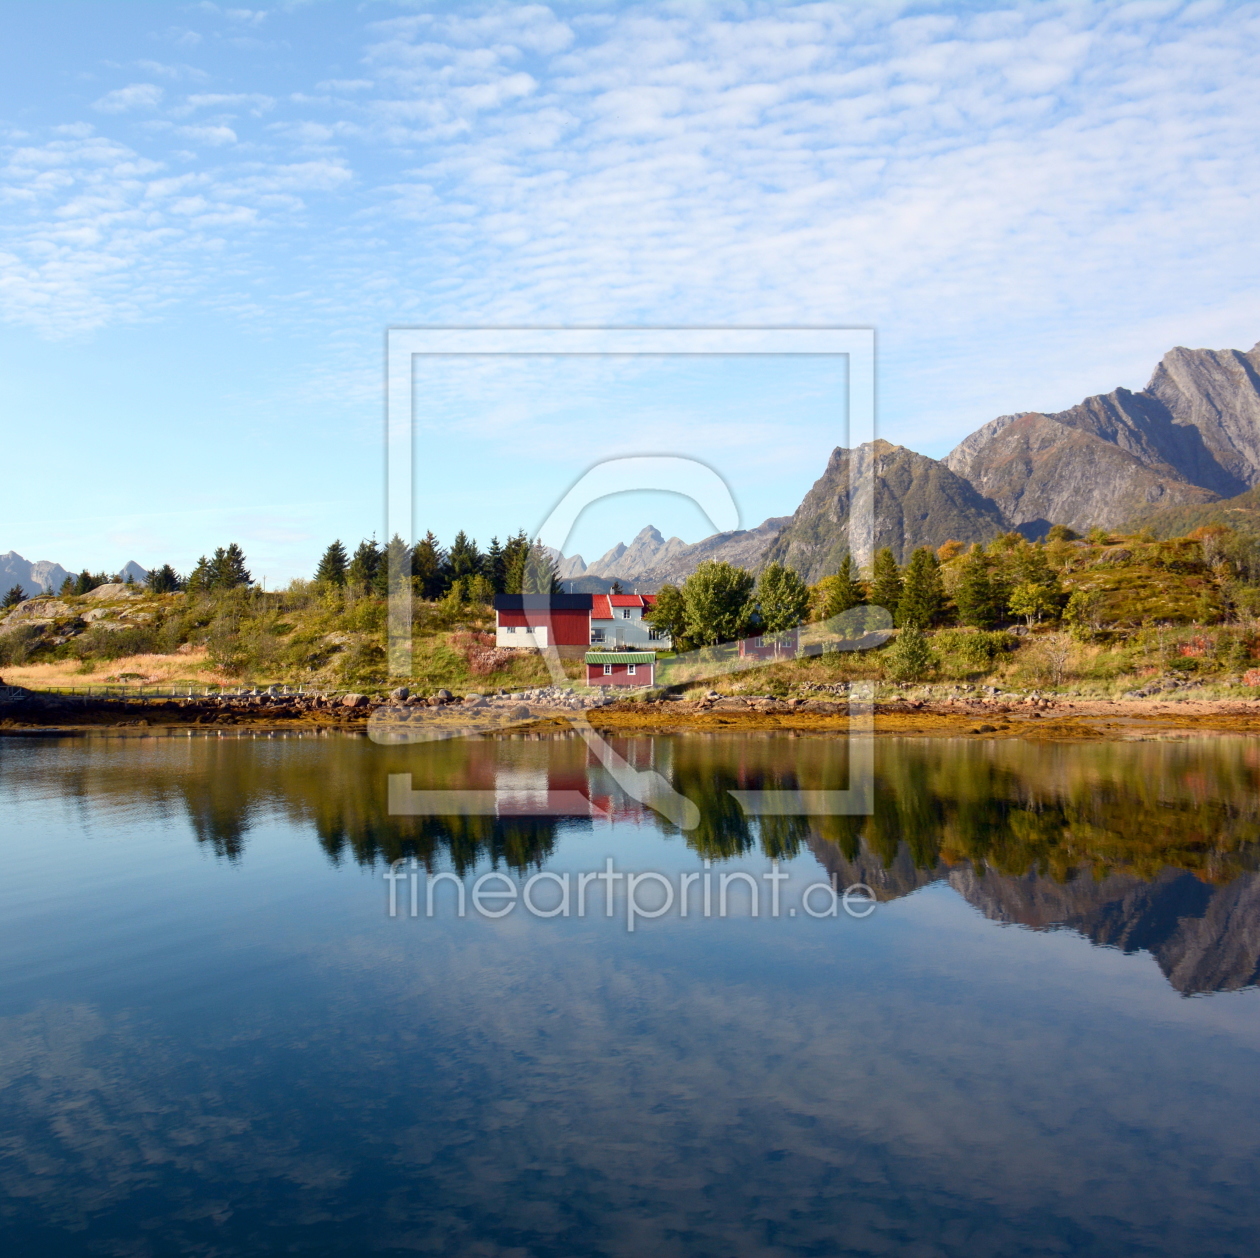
(377, 534, 412, 596)
(59, 575, 76, 596)
(207, 543, 251, 590)
(755, 562, 811, 633)
(74, 570, 101, 596)
(484, 537, 505, 593)
(896, 548, 945, 629)
(2, 584, 25, 609)
(1006, 542, 1062, 621)
(501, 530, 532, 595)
(447, 531, 482, 581)
(315, 540, 348, 587)
(146, 564, 182, 594)
(822, 553, 865, 619)
(869, 548, 903, 619)
(610, 580, 624, 595)
(347, 539, 381, 592)
(521, 543, 561, 595)
(185, 557, 210, 595)
(953, 545, 1000, 628)
(412, 532, 447, 599)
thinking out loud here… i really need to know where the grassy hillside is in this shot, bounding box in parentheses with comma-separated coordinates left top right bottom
(6, 524, 1260, 700)
(1126, 485, 1260, 539)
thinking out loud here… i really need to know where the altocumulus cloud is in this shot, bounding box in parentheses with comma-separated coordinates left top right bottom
(91, 83, 164, 114)
(0, 0, 1257, 437)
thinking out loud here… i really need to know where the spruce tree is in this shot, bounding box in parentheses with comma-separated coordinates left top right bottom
(377, 534, 412, 596)
(954, 545, 1000, 628)
(896, 548, 945, 629)
(412, 532, 446, 599)
(59, 575, 76, 596)
(869, 548, 903, 620)
(484, 537, 505, 592)
(521, 543, 562, 595)
(347, 539, 381, 592)
(315, 540, 348, 587)
(501, 531, 531, 595)
(2, 584, 25, 609)
(146, 564, 182, 595)
(185, 557, 210, 595)
(755, 562, 811, 633)
(207, 543, 251, 590)
(823, 553, 865, 618)
(448, 531, 482, 581)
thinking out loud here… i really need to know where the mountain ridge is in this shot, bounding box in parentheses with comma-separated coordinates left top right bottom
(563, 336, 1260, 584)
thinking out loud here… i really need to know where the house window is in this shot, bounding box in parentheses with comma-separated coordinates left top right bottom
(621, 608, 632, 619)
(504, 625, 516, 633)
(591, 629, 605, 642)
(603, 664, 612, 675)
(627, 664, 636, 675)
(648, 627, 663, 640)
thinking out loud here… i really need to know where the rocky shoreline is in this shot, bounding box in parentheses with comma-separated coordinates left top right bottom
(5, 680, 1260, 739)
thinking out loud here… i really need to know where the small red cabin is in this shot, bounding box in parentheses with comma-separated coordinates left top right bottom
(585, 651, 655, 687)
(737, 628, 800, 661)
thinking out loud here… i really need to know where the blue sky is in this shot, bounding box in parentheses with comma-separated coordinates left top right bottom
(1, 0, 1258, 581)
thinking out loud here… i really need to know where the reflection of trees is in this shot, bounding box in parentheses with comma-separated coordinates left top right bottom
(5, 735, 574, 873)
(12, 731, 1260, 887)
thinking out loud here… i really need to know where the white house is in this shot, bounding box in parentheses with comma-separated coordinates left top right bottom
(589, 594, 670, 649)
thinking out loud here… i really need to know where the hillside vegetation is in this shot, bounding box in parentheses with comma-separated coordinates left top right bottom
(5, 523, 1260, 699)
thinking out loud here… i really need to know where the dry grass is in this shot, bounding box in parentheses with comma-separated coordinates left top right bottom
(1, 650, 233, 690)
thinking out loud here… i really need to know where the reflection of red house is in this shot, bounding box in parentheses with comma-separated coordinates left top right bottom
(738, 629, 800, 661)
(585, 651, 656, 687)
(494, 594, 593, 655)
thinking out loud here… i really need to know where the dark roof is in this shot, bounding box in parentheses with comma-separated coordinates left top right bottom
(494, 593, 593, 611)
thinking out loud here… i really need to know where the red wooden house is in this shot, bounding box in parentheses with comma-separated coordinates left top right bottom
(585, 651, 656, 687)
(494, 594, 593, 656)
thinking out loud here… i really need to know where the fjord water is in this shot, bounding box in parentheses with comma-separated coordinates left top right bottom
(1, 732, 1259, 1257)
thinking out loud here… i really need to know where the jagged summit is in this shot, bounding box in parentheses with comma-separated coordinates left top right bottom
(944, 341, 1260, 532)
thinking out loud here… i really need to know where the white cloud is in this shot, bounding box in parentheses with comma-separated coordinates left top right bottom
(4, 0, 1260, 454)
(91, 83, 164, 113)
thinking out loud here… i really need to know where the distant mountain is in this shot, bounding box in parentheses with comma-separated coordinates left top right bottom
(764, 440, 1006, 576)
(554, 518, 791, 589)
(944, 341, 1260, 532)
(0, 553, 149, 598)
(0, 551, 74, 598)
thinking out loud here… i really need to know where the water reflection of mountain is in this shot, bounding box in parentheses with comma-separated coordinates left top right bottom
(807, 836, 1260, 998)
(7, 731, 1260, 994)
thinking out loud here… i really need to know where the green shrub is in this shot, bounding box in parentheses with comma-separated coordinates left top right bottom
(932, 629, 1013, 679)
(73, 626, 158, 662)
(883, 625, 935, 683)
(0, 625, 44, 666)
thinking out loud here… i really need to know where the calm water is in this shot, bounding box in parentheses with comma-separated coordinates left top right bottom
(2, 730, 1259, 1257)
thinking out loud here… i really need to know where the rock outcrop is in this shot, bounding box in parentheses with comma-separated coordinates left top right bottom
(944, 341, 1260, 532)
(764, 440, 1006, 574)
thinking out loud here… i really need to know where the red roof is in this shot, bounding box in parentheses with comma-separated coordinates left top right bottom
(592, 592, 656, 620)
